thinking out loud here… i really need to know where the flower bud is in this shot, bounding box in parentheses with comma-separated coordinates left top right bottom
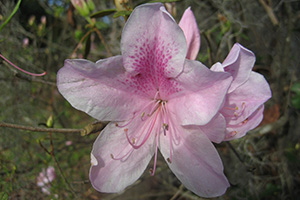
(71, 0, 90, 17)
(114, 0, 129, 11)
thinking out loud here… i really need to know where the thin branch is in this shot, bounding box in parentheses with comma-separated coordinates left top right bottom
(72, 29, 93, 57)
(258, 0, 279, 26)
(93, 27, 113, 57)
(0, 121, 107, 136)
(0, 121, 84, 134)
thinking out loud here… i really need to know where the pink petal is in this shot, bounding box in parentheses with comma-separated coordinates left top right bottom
(222, 72, 271, 124)
(46, 166, 56, 182)
(170, 60, 232, 125)
(199, 113, 226, 143)
(121, 3, 187, 78)
(222, 43, 255, 93)
(225, 105, 264, 140)
(179, 7, 200, 60)
(159, 126, 230, 197)
(89, 117, 156, 193)
(57, 57, 148, 121)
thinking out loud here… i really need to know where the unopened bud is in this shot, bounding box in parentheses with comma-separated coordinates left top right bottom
(71, 0, 90, 17)
(46, 115, 54, 128)
(114, 0, 129, 11)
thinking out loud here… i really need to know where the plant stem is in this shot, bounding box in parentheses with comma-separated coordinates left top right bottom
(0, 121, 84, 134)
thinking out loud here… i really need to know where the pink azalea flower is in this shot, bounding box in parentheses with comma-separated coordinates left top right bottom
(37, 166, 56, 195)
(57, 3, 233, 197)
(211, 44, 272, 140)
(178, 9, 272, 141)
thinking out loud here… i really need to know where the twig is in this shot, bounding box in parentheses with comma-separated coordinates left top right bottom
(72, 29, 93, 57)
(93, 27, 113, 57)
(258, 0, 279, 26)
(49, 132, 77, 196)
(0, 121, 84, 134)
(170, 184, 184, 200)
(0, 121, 107, 136)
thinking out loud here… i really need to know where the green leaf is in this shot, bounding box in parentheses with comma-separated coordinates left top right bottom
(0, 0, 22, 32)
(291, 82, 300, 93)
(113, 10, 132, 18)
(0, 192, 8, 200)
(90, 9, 117, 18)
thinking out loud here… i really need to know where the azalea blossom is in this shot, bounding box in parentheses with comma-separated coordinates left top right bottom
(57, 3, 233, 197)
(36, 166, 56, 195)
(210, 44, 272, 140)
(180, 10, 272, 140)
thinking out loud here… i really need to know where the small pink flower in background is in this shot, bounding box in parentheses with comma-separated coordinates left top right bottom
(211, 44, 272, 140)
(65, 140, 73, 146)
(58, 3, 232, 197)
(22, 38, 29, 48)
(37, 166, 56, 195)
(41, 16, 46, 25)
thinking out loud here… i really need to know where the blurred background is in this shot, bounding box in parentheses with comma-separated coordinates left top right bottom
(0, 0, 299, 199)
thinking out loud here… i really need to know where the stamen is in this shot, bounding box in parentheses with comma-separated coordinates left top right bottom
(110, 148, 134, 161)
(163, 123, 169, 131)
(0, 54, 46, 76)
(150, 132, 159, 176)
(226, 131, 238, 139)
(167, 158, 172, 164)
(242, 118, 248, 124)
(125, 107, 161, 149)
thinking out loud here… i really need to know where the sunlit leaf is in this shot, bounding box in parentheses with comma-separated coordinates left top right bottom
(90, 9, 117, 18)
(113, 10, 132, 18)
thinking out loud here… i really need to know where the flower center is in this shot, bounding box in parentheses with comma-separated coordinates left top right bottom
(110, 91, 180, 175)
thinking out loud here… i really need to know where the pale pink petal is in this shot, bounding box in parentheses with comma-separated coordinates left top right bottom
(178, 7, 200, 60)
(170, 60, 232, 125)
(222, 72, 271, 124)
(199, 113, 226, 143)
(89, 117, 155, 193)
(57, 57, 148, 121)
(225, 105, 264, 140)
(121, 3, 187, 78)
(46, 166, 56, 182)
(222, 43, 255, 93)
(159, 126, 229, 197)
(210, 62, 224, 72)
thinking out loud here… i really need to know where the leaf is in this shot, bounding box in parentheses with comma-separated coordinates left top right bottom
(291, 82, 300, 109)
(0, 0, 22, 32)
(113, 10, 132, 18)
(90, 9, 117, 18)
(0, 193, 8, 200)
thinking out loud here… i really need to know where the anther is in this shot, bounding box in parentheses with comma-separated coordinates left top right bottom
(167, 158, 172, 163)
(132, 138, 136, 144)
(149, 168, 153, 174)
(110, 154, 114, 159)
(242, 118, 248, 124)
(115, 123, 118, 126)
(226, 131, 237, 139)
(163, 123, 169, 131)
